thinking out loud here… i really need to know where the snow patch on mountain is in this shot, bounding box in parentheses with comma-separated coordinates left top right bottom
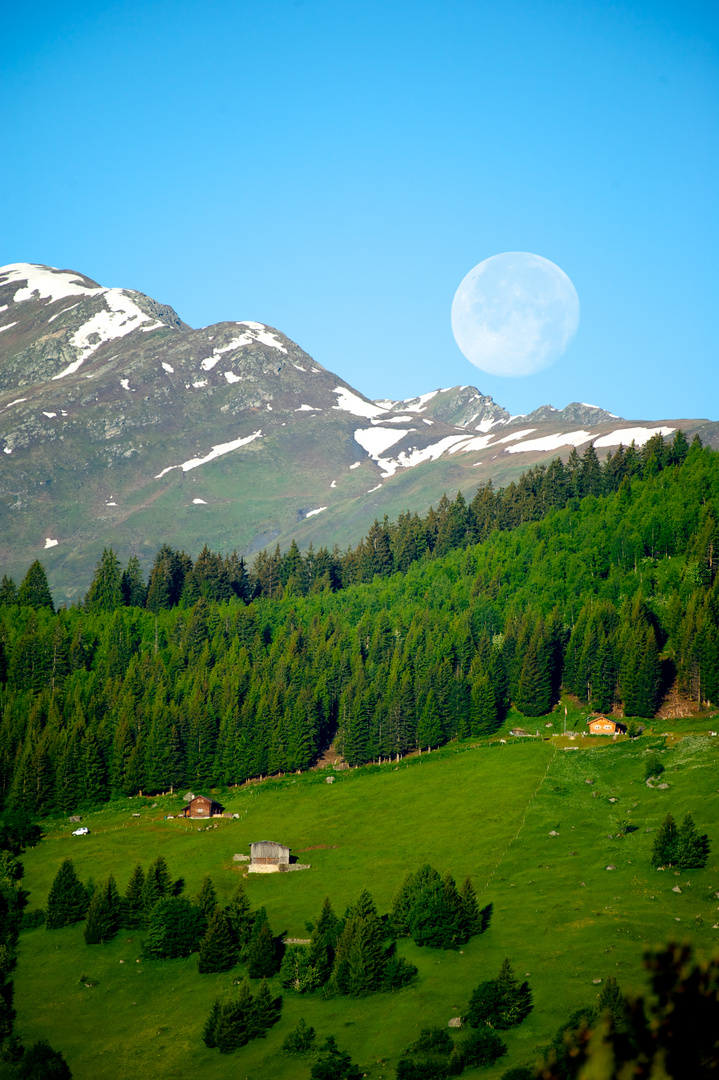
(506, 430, 593, 454)
(305, 506, 327, 518)
(162, 362, 174, 373)
(154, 429, 263, 478)
(497, 429, 537, 444)
(44, 538, 58, 549)
(593, 426, 674, 447)
(224, 371, 241, 383)
(333, 387, 387, 419)
(53, 290, 160, 379)
(0, 323, 17, 333)
(354, 427, 409, 458)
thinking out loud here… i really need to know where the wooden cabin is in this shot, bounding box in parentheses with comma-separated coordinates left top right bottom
(179, 794, 223, 819)
(587, 716, 627, 736)
(250, 841, 291, 866)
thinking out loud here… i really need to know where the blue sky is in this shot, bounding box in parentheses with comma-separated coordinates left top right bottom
(2, 0, 717, 420)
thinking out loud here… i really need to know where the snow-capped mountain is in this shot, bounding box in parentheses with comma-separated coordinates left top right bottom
(0, 263, 714, 599)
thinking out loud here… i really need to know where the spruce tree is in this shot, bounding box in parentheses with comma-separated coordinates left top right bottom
(197, 909, 238, 973)
(196, 874, 217, 920)
(247, 916, 279, 978)
(46, 859, 88, 928)
(84, 549, 123, 613)
(142, 854, 172, 913)
(282, 1017, 316, 1054)
(253, 978, 279, 1034)
(84, 874, 121, 944)
(459, 875, 481, 937)
(122, 864, 145, 928)
(0, 574, 17, 605)
(310, 1036, 363, 1080)
(651, 813, 679, 867)
(467, 959, 533, 1030)
(215, 981, 256, 1052)
(597, 975, 625, 1025)
(143, 896, 205, 959)
(17, 561, 54, 612)
(202, 998, 221, 1048)
(676, 812, 710, 869)
(226, 881, 254, 953)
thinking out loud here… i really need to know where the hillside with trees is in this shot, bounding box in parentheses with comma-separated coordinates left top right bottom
(0, 433, 718, 815)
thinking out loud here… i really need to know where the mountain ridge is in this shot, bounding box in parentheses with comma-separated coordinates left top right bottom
(0, 263, 715, 600)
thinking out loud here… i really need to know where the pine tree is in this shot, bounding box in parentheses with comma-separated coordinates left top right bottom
(652, 812, 679, 867)
(142, 854, 172, 912)
(17, 561, 54, 612)
(247, 916, 279, 978)
(310, 1036, 363, 1080)
(46, 859, 88, 929)
(84, 874, 121, 944)
(84, 549, 123, 613)
(226, 881, 254, 953)
(459, 875, 481, 938)
(215, 980, 256, 1052)
(196, 874, 217, 920)
(597, 975, 625, 1025)
(253, 978, 279, 1034)
(121, 555, 147, 608)
(467, 959, 532, 1030)
(143, 896, 205, 959)
(122, 864, 146, 928)
(202, 998, 221, 1048)
(282, 1017, 316, 1054)
(676, 812, 710, 869)
(197, 909, 238, 973)
(0, 574, 17, 605)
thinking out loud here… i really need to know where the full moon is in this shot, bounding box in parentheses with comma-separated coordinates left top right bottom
(451, 252, 580, 377)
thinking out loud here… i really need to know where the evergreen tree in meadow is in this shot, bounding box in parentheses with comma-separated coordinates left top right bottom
(46, 859, 88, 929)
(143, 896, 205, 959)
(197, 908, 238, 974)
(16, 1039, 73, 1080)
(651, 813, 679, 867)
(329, 889, 388, 997)
(17, 561, 54, 612)
(467, 959, 533, 1031)
(461, 1025, 508, 1069)
(226, 881, 254, 954)
(196, 874, 217, 921)
(84, 549, 123, 613)
(142, 854, 172, 912)
(202, 998, 221, 1048)
(676, 812, 710, 869)
(247, 910, 280, 978)
(214, 980, 257, 1052)
(84, 873, 122, 944)
(122, 864, 146, 928)
(459, 875, 481, 937)
(253, 978, 280, 1034)
(597, 975, 625, 1026)
(282, 1017, 316, 1054)
(310, 1036, 363, 1080)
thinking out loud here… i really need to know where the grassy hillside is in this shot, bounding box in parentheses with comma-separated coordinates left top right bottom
(13, 723, 719, 1079)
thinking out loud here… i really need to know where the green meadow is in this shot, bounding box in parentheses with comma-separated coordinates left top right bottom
(13, 726, 719, 1080)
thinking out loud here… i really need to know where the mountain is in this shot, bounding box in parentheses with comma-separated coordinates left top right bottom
(1, 263, 716, 601)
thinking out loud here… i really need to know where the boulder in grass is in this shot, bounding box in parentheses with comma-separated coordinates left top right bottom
(606, 865, 616, 871)
(448, 1017, 462, 1028)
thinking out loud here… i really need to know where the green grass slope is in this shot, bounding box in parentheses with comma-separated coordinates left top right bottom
(14, 731, 719, 1080)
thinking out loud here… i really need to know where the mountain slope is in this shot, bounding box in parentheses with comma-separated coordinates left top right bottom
(0, 263, 715, 600)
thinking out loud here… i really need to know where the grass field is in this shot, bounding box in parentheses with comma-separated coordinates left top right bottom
(13, 722, 719, 1080)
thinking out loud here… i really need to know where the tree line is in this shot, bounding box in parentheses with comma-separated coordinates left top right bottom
(0, 434, 718, 814)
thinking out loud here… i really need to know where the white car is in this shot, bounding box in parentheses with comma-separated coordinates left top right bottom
(72, 827, 89, 836)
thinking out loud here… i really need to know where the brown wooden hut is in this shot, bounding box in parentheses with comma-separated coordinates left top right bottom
(178, 794, 223, 819)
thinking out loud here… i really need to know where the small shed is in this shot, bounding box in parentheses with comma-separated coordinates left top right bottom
(250, 841, 291, 866)
(587, 716, 627, 736)
(179, 794, 223, 819)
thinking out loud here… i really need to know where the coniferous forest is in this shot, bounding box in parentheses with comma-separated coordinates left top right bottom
(1, 432, 719, 817)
